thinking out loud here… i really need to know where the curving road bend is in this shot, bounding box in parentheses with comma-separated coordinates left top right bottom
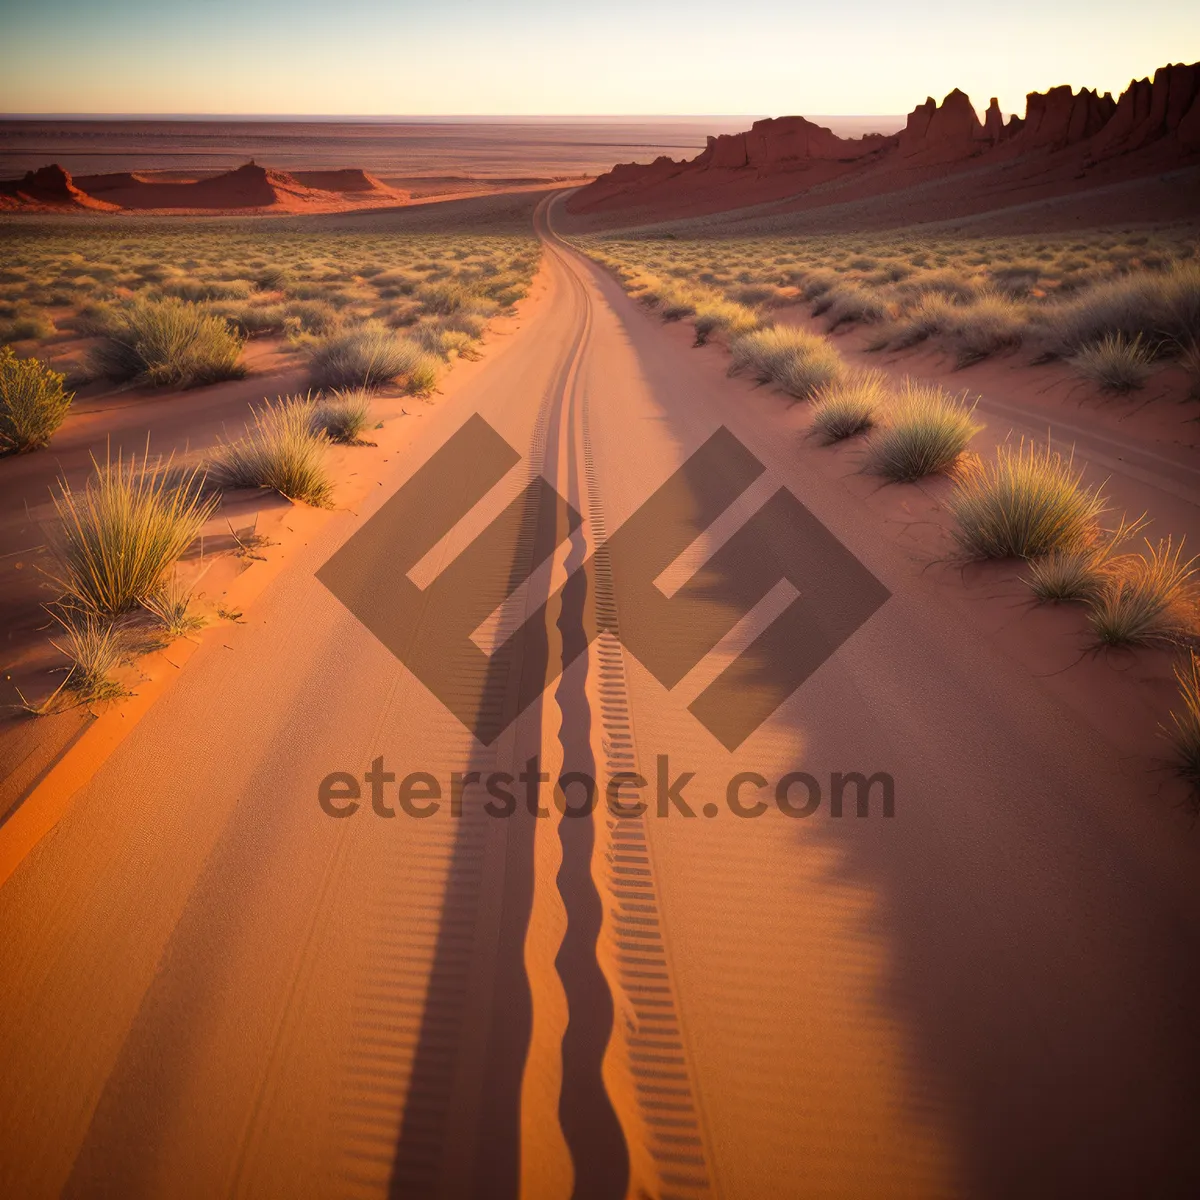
(1, 193, 1198, 1199)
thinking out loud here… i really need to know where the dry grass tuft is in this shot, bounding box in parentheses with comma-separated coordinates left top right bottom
(50, 450, 216, 617)
(208, 397, 334, 507)
(1088, 538, 1198, 647)
(864, 381, 980, 482)
(949, 440, 1106, 560)
(311, 388, 373, 443)
(730, 325, 843, 399)
(809, 370, 889, 443)
(308, 324, 432, 391)
(1068, 333, 1155, 393)
(90, 298, 246, 388)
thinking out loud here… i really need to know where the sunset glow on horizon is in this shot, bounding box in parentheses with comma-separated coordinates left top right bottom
(2, 0, 1197, 119)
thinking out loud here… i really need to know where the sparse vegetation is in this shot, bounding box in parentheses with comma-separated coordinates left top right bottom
(1088, 538, 1198, 647)
(142, 574, 204, 637)
(1168, 652, 1200, 802)
(809, 370, 888, 443)
(864, 381, 980, 482)
(0, 347, 73, 453)
(573, 230, 1199, 378)
(49, 609, 127, 704)
(1068, 333, 1155, 393)
(49, 451, 216, 617)
(90, 297, 246, 387)
(730, 325, 843, 399)
(311, 388, 372, 443)
(949, 441, 1106, 560)
(308, 324, 436, 392)
(208, 397, 334, 507)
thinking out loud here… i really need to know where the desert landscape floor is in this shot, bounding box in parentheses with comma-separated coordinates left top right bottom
(1, 193, 1199, 1199)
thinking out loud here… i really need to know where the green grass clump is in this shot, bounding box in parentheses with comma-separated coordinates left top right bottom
(90, 298, 246, 388)
(208, 398, 333, 507)
(311, 388, 372, 443)
(1068, 333, 1155, 393)
(1168, 652, 1200, 803)
(730, 325, 843, 399)
(308, 324, 432, 391)
(864, 381, 980, 482)
(0, 348, 74, 454)
(809, 370, 888, 443)
(50, 451, 216, 617)
(1088, 538, 1197, 647)
(948, 441, 1106, 560)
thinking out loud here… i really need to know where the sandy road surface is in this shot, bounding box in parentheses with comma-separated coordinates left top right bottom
(2, 194, 1199, 1199)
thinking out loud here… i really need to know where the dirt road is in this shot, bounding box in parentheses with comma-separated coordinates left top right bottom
(2, 194, 1198, 1199)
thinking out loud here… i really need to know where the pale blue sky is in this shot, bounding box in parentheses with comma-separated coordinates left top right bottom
(1, 0, 1196, 116)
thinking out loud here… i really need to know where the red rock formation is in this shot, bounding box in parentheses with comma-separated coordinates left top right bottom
(0, 163, 115, 210)
(1002, 85, 1116, 154)
(1089, 62, 1200, 155)
(566, 59, 1200, 225)
(980, 98, 1005, 145)
(689, 115, 883, 173)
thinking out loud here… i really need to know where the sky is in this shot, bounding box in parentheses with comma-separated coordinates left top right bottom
(1, 0, 1197, 118)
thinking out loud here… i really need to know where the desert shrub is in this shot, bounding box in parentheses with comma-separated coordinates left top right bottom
(441, 310, 488, 339)
(988, 264, 1041, 297)
(308, 324, 428, 390)
(949, 441, 1106, 559)
(285, 299, 341, 336)
(142, 574, 203, 636)
(730, 325, 843, 399)
(1169, 652, 1200, 801)
(50, 451, 216, 616)
(1088, 538, 1198, 646)
(49, 609, 126, 704)
(824, 283, 889, 329)
(90, 298, 245, 387)
(0, 348, 74, 453)
(160, 278, 253, 303)
(71, 300, 123, 336)
(693, 298, 759, 345)
(417, 280, 476, 315)
(1027, 549, 1111, 602)
(253, 265, 291, 291)
(208, 398, 333, 507)
(311, 388, 372, 442)
(218, 302, 288, 338)
(1045, 261, 1200, 355)
(949, 292, 1027, 365)
(0, 307, 55, 344)
(809, 370, 889, 443)
(1068, 333, 1155, 393)
(413, 323, 477, 360)
(799, 269, 840, 301)
(864, 381, 980, 481)
(892, 294, 960, 348)
(732, 284, 778, 306)
(897, 269, 979, 303)
(659, 284, 699, 321)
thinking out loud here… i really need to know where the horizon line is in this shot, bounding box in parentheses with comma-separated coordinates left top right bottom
(0, 112, 908, 122)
